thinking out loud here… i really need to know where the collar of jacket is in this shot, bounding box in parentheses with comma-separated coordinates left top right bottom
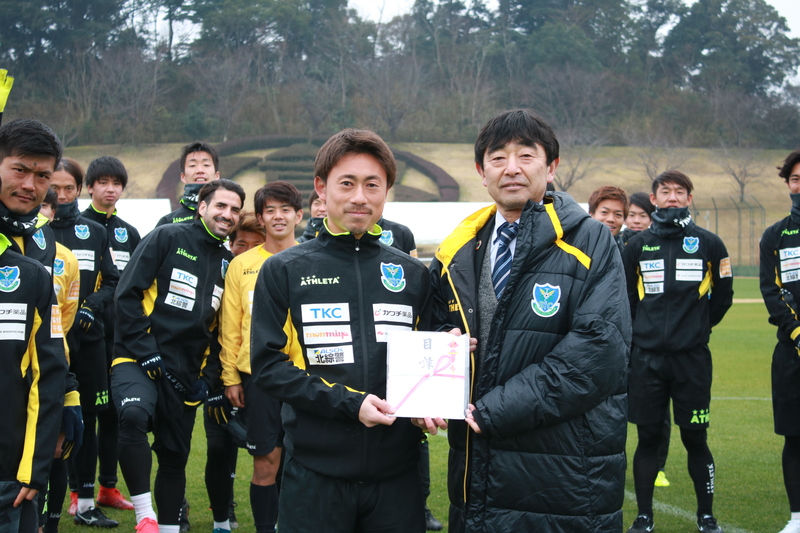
(195, 217, 227, 247)
(649, 206, 694, 237)
(180, 183, 203, 211)
(84, 203, 117, 224)
(316, 218, 383, 256)
(51, 199, 82, 228)
(0, 233, 10, 254)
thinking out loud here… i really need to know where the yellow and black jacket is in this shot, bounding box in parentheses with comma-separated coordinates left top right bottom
(429, 192, 630, 532)
(0, 235, 67, 490)
(760, 194, 800, 345)
(250, 223, 431, 482)
(622, 207, 733, 352)
(114, 218, 229, 390)
(155, 183, 203, 227)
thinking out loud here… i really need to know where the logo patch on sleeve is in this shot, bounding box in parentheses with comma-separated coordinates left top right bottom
(51, 305, 63, 338)
(531, 283, 561, 317)
(53, 258, 65, 276)
(720, 257, 732, 278)
(380, 262, 406, 292)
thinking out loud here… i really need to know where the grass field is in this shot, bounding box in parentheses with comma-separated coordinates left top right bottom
(52, 277, 787, 532)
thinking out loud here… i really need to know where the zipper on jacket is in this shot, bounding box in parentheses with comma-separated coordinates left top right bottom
(354, 242, 370, 475)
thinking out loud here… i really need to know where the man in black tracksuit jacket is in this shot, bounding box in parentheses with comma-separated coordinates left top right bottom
(760, 149, 800, 533)
(250, 129, 431, 533)
(112, 179, 243, 532)
(156, 141, 220, 227)
(427, 110, 630, 533)
(622, 170, 732, 533)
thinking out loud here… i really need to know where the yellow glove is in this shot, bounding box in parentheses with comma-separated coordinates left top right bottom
(0, 69, 14, 113)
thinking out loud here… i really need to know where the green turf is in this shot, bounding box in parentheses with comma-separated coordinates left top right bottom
(53, 301, 785, 533)
(733, 276, 762, 300)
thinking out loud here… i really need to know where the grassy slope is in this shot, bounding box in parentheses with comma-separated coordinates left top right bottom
(64, 143, 794, 230)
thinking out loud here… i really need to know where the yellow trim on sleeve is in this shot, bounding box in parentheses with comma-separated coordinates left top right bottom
(112, 357, 138, 367)
(319, 376, 364, 395)
(790, 327, 800, 341)
(698, 261, 713, 298)
(18, 308, 44, 485)
(65, 390, 81, 407)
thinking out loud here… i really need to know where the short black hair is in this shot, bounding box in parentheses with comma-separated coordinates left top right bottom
(629, 192, 655, 217)
(254, 181, 303, 215)
(181, 141, 219, 172)
(0, 118, 62, 166)
(315, 129, 397, 189)
(652, 170, 693, 195)
(197, 179, 245, 213)
(778, 149, 800, 181)
(85, 156, 128, 189)
(42, 187, 58, 210)
(308, 189, 320, 210)
(474, 109, 559, 169)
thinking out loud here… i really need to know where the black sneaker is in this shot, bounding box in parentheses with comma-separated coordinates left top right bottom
(179, 498, 191, 533)
(228, 501, 238, 529)
(73, 507, 119, 528)
(424, 507, 443, 531)
(627, 514, 654, 533)
(697, 514, 724, 533)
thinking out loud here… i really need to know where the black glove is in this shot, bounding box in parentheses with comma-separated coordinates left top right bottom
(139, 354, 165, 380)
(61, 405, 84, 459)
(76, 306, 95, 333)
(206, 390, 232, 424)
(184, 379, 209, 403)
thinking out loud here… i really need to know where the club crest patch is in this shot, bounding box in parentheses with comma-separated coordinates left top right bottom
(221, 259, 229, 279)
(531, 283, 561, 318)
(0, 266, 21, 292)
(380, 262, 406, 292)
(32, 229, 46, 250)
(53, 258, 65, 276)
(380, 230, 394, 246)
(683, 236, 699, 254)
(115, 227, 129, 243)
(75, 225, 90, 240)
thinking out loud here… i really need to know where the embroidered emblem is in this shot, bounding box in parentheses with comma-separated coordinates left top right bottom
(380, 230, 394, 246)
(0, 266, 21, 292)
(115, 227, 129, 243)
(75, 224, 90, 240)
(53, 258, 65, 276)
(32, 229, 46, 250)
(683, 236, 699, 254)
(221, 259, 229, 279)
(380, 262, 406, 292)
(531, 283, 561, 318)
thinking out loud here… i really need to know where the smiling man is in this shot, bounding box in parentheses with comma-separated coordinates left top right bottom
(426, 109, 631, 532)
(157, 142, 221, 227)
(112, 179, 243, 533)
(250, 129, 433, 533)
(622, 170, 733, 533)
(589, 185, 629, 245)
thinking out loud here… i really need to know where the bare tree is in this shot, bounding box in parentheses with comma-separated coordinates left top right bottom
(716, 145, 763, 202)
(59, 52, 102, 146)
(554, 138, 604, 192)
(622, 125, 692, 181)
(358, 55, 422, 142)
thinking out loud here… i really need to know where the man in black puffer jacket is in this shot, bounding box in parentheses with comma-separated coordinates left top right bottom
(427, 109, 631, 532)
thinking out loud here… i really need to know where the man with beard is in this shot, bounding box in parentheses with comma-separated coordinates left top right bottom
(49, 157, 121, 528)
(112, 179, 243, 533)
(623, 170, 733, 533)
(157, 142, 220, 226)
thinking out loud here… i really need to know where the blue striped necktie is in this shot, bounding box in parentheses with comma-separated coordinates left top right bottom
(492, 221, 519, 298)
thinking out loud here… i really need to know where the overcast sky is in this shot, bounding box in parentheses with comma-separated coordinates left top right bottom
(349, 0, 800, 38)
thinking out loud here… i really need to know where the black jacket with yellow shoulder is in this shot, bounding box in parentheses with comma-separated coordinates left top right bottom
(429, 192, 631, 533)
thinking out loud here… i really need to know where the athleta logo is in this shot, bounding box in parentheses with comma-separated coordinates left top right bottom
(300, 275, 340, 286)
(783, 229, 800, 236)
(95, 390, 109, 406)
(120, 397, 140, 406)
(642, 245, 660, 252)
(176, 248, 197, 261)
(690, 408, 709, 424)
